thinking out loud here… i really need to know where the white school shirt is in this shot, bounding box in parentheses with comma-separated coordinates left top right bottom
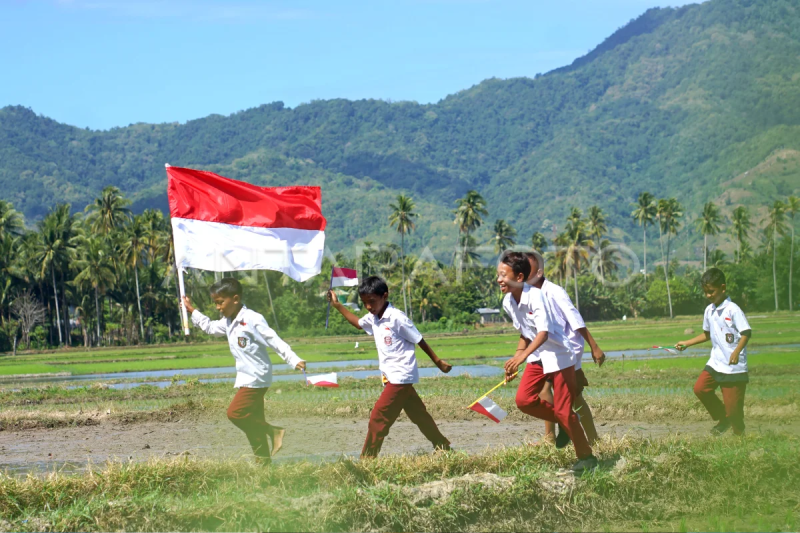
(702, 297, 750, 374)
(540, 279, 586, 370)
(358, 304, 422, 384)
(502, 284, 574, 373)
(192, 306, 304, 388)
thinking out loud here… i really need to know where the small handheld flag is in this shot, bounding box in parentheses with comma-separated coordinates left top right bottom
(326, 266, 358, 329)
(467, 371, 518, 423)
(470, 396, 508, 423)
(650, 345, 679, 355)
(306, 372, 339, 387)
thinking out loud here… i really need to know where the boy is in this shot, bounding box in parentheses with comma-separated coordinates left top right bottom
(675, 268, 751, 436)
(524, 250, 604, 446)
(498, 252, 597, 472)
(182, 278, 306, 464)
(327, 276, 452, 458)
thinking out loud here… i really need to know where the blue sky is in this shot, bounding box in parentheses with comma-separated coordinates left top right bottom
(1, 0, 697, 130)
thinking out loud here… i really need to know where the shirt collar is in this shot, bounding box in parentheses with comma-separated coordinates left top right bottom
(712, 297, 731, 312)
(376, 303, 394, 321)
(231, 305, 248, 324)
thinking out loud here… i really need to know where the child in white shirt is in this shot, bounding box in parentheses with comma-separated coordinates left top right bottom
(183, 277, 305, 463)
(327, 276, 452, 458)
(676, 268, 751, 435)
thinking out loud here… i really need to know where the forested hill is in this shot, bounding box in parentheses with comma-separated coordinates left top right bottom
(2, 0, 800, 255)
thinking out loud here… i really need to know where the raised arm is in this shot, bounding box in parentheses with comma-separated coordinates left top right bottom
(183, 296, 227, 336)
(326, 290, 362, 330)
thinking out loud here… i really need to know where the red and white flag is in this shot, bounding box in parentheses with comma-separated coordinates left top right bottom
(306, 372, 339, 387)
(469, 396, 508, 423)
(331, 267, 358, 288)
(167, 166, 326, 282)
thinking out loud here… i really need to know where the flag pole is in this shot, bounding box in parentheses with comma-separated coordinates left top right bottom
(325, 266, 334, 329)
(468, 371, 518, 408)
(177, 267, 190, 336)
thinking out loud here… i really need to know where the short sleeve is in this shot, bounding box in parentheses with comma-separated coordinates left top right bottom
(702, 307, 711, 332)
(527, 290, 550, 333)
(553, 287, 585, 330)
(502, 297, 520, 330)
(396, 315, 423, 344)
(358, 314, 374, 335)
(731, 306, 751, 332)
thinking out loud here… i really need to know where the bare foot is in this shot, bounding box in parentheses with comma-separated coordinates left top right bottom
(270, 427, 285, 456)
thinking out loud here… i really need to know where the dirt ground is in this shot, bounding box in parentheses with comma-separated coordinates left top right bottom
(1, 416, 798, 475)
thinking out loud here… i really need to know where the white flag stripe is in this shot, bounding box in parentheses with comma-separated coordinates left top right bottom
(171, 217, 325, 282)
(331, 275, 359, 288)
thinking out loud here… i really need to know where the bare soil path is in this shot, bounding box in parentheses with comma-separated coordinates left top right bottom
(1, 416, 798, 475)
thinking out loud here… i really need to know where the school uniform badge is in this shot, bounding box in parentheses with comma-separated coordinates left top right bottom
(384, 336, 392, 346)
(725, 333, 735, 344)
(238, 337, 248, 348)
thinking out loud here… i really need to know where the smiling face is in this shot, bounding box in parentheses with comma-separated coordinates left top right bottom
(497, 262, 525, 296)
(211, 292, 242, 319)
(702, 283, 727, 307)
(359, 292, 389, 317)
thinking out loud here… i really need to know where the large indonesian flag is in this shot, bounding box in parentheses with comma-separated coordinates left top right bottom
(167, 166, 326, 282)
(469, 396, 508, 423)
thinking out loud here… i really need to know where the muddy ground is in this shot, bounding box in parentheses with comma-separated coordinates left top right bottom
(2, 415, 798, 475)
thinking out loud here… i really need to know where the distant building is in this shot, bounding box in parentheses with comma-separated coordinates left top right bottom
(475, 308, 502, 324)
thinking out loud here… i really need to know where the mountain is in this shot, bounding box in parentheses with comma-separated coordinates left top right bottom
(2, 0, 799, 258)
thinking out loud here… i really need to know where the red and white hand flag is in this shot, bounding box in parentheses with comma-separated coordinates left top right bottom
(167, 166, 326, 282)
(469, 396, 508, 423)
(306, 372, 339, 388)
(331, 267, 358, 288)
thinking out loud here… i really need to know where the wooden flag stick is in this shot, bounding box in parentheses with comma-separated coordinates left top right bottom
(177, 267, 190, 336)
(325, 266, 334, 329)
(468, 371, 518, 408)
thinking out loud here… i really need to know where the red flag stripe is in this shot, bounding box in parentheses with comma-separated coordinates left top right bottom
(167, 166, 326, 230)
(332, 267, 358, 278)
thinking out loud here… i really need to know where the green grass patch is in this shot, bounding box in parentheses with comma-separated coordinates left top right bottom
(0, 433, 797, 532)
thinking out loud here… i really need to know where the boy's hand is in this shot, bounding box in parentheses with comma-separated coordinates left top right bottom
(182, 296, 195, 314)
(729, 351, 739, 366)
(326, 290, 341, 309)
(504, 353, 527, 380)
(675, 341, 688, 352)
(296, 361, 306, 371)
(591, 346, 606, 367)
(435, 359, 452, 373)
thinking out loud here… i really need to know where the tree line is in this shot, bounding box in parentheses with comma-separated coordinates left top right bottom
(0, 188, 796, 352)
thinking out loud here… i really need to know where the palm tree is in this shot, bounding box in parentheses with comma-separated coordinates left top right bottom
(786, 196, 799, 312)
(592, 239, 620, 281)
(0, 200, 24, 242)
(530, 232, 547, 252)
(587, 205, 608, 279)
(696, 201, 722, 271)
(631, 192, 656, 286)
(87, 186, 131, 235)
(563, 208, 593, 311)
(491, 219, 517, 255)
(388, 194, 419, 315)
(35, 205, 75, 345)
(123, 215, 148, 339)
(707, 249, 729, 268)
(453, 191, 488, 271)
(766, 201, 787, 311)
(730, 206, 751, 264)
(656, 198, 683, 319)
(73, 235, 116, 340)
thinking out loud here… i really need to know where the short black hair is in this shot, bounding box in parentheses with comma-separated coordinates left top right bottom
(500, 251, 531, 280)
(701, 268, 726, 288)
(209, 277, 242, 298)
(358, 275, 389, 296)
